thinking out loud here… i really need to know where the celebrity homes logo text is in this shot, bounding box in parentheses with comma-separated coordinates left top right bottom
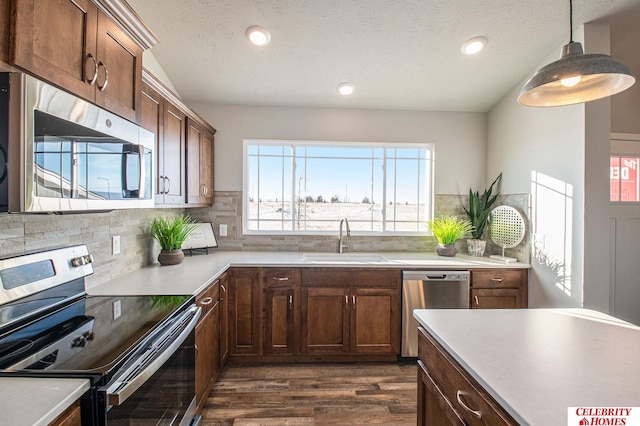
(568, 407, 640, 425)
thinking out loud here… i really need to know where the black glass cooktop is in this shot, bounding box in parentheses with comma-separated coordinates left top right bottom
(0, 294, 191, 374)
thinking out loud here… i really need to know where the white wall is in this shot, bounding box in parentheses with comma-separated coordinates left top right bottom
(189, 104, 487, 195)
(487, 24, 616, 312)
(487, 41, 586, 309)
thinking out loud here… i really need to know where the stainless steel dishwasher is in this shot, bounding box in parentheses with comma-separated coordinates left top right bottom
(401, 270, 470, 357)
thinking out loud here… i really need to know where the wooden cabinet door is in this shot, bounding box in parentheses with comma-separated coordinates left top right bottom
(219, 273, 229, 366)
(350, 287, 399, 354)
(0, 0, 10, 67)
(186, 119, 214, 206)
(12, 0, 98, 101)
(94, 11, 142, 122)
(471, 288, 521, 309)
(264, 287, 297, 355)
(228, 268, 261, 356)
(301, 287, 350, 355)
(158, 102, 186, 205)
(195, 306, 219, 411)
(417, 360, 465, 426)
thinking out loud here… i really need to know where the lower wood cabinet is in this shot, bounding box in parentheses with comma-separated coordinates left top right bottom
(195, 280, 221, 413)
(470, 269, 527, 309)
(418, 326, 518, 425)
(300, 286, 399, 355)
(219, 272, 229, 366)
(228, 268, 261, 356)
(49, 401, 81, 426)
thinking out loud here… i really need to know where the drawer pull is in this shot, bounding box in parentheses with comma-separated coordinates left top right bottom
(272, 277, 289, 281)
(474, 295, 479, 306)
(490, 277, 504, 282)
(456, 390, 482, 419)
(199, 297, 213, 306)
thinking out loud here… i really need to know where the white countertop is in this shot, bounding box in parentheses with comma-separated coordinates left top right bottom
(87, 250, 529, 296)
(0, 377, 90, 426)
(413, 308, 640, 425)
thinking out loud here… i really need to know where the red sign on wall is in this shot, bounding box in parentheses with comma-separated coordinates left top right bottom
(611, 156, 639, 202)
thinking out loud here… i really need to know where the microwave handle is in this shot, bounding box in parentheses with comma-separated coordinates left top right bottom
(137, 144, 147, 199)
(105, 305, 201, 406)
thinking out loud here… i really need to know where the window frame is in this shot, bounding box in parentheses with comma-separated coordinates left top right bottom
(242, 139, 435, 236)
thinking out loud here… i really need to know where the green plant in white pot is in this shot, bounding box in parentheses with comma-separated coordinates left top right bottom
(151, 215, 197, 265)
(428, 216, 474, 257)
(463, 173, 501, 257)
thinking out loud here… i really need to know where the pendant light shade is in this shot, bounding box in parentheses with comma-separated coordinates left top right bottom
(518, 1, 635, 107)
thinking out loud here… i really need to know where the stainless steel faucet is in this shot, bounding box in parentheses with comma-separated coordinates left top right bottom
(338, 218, 350, 253)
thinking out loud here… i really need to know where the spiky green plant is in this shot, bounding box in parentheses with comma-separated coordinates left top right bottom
(463, 173, 502, 239)
(150, 215, 197, 250)
(428, 216, 474, 245)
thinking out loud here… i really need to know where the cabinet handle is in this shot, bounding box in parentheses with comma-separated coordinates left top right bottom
(289, 295, 293, 311)
(490, 277, 504, 283)
(272, 277, 289, 281)
(474, 296, 479, 306)
(164, 177, 171, 194)
(97, 61, 109, 92)
(199, 297, 213, 306)
(194, 343, 198, 359)
(204, 185, 208, 196)
(456, 390, 482, 419)
(344, 295, 349, 308)
(352, 295, 356, 310)
(220, 284, 225, 301)
(86, 53, 98, 85)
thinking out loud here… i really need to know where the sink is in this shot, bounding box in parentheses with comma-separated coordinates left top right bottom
(301, 253, 388, 263)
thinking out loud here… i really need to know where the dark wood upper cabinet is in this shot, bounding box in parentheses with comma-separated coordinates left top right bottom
(0, 0, 11, 68)
(159, 102, 187, 205)
(186, 118, 215, 206)
(11, 0, 147, 122)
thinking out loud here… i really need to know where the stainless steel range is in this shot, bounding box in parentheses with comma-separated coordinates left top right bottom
(0, 245, 201, 425)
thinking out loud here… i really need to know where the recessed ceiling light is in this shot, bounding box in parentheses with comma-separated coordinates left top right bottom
(337, 82, 354, 96)
(246, 25, 271, 46)
(461, 36, 487, 55)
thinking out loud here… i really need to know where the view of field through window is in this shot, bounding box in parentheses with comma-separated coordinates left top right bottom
(244, 140, 434, 233)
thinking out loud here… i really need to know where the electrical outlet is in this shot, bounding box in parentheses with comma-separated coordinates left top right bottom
(219, 224, 228, 237)
(113, 300, 121, 320)
(112, 235, 121, 255)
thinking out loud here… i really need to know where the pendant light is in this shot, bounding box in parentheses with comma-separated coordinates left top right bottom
(518, 0, 635, 107)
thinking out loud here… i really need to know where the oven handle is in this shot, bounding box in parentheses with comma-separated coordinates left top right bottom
(106, 304, 201, 406)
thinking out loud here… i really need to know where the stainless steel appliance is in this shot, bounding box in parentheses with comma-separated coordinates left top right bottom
(0, 72, 154, 213)
(401, 270, 470, 357)
(0, 245, 200, 425)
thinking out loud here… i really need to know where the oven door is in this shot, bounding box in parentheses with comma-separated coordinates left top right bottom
(98, 304, 201, 426)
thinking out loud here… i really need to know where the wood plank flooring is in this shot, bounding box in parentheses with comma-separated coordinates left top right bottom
(200, 362, 417, 425)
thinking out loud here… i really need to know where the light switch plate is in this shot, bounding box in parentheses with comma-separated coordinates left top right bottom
(219, 224, 227, 237)
(112, 235, 121, 255)
(113, 300, 121, 320)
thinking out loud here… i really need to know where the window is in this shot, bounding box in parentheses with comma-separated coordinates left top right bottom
(244, 140, 434, 234)
(610, 155, 640, 202)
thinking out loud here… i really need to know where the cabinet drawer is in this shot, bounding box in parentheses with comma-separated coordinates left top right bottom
(301, 268, 399, 288)
(263, 268, 300, 288)
(196, 280, 219, 318)
(471, 269, 525, 289)
(418, 327, 516, 425)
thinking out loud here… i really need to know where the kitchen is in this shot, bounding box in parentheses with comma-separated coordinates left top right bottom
(1, 0, 640, 425)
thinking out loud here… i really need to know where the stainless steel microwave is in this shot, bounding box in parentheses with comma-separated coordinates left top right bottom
(0, 72, 154, 213)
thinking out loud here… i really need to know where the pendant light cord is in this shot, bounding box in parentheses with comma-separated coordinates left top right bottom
(569, 0, 573, 42)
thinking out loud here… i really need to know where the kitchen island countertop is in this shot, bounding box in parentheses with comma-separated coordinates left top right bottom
(414, 308, 640, 425)
(0, 377, 90, 425)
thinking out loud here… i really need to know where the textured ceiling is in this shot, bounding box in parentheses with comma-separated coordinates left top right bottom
(127, 0, 640, 112)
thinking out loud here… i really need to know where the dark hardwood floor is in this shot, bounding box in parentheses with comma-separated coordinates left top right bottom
(200, 362, 417, 425)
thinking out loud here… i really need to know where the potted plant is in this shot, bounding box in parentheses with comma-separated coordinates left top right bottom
(151, 214, 197, 265)
(428, 216, 474, 257)
(463, 173, 501, 257)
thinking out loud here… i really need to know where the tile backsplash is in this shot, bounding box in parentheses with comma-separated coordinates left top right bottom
(0, 191, 530, 288)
